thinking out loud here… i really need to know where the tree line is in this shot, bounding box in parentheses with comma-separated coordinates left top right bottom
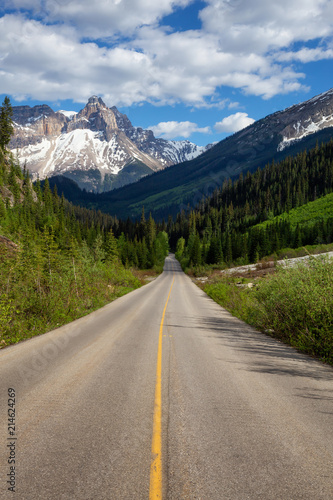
(168, 140, 333, 267)
(2, 94, 333, 273)
(0, 94, 169, 345)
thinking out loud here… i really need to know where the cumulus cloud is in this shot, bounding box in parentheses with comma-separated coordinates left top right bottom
(277, 47, 333, 63)
(149, 121, 211, 139)
(0, 0, 332, 106)
(2, 0, 192, 38)
(0, 15, 157, 105)
(200, 0, 333, 53)
(132, 27, 306, 101)
(214, 113, 255, 134)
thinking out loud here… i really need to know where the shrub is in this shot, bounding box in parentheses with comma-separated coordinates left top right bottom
(255, 257, 333, 363)
(204, 256, 333, 365)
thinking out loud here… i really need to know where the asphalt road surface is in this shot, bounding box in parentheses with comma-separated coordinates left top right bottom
(1, 254, 332, 499)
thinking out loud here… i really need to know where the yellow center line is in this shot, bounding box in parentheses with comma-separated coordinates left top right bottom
(149, 273, 175, 500)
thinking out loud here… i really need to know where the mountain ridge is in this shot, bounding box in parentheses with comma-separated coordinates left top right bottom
(10, 96, 211, 192)
(49, 87, 333, 220)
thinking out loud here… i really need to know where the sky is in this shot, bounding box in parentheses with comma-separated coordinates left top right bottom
(0, 0, 332, 146)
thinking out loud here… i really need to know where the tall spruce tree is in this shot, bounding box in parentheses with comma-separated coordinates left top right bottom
(0, 96, 14, 151)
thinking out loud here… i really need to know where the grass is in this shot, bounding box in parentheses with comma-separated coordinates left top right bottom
(256, 192, 333, 230)
(203, 256, 333, 365)
(0, 244, 142, 348)
(129, 266, 163, 284)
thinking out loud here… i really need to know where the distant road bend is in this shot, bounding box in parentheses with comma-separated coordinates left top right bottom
(1, 254, 332, 499)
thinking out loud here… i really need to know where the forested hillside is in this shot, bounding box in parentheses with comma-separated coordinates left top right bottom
(0, 137, 168, 347)
(171, 140, 333, 268)
(2, 92, 333, 350)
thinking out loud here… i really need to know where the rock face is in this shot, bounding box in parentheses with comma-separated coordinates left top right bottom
(203, 87, 333, 180)
(10, 96, 210, 192)
(276, 88, 333, 151)
(11, 105, 67, 148)
(87, 87, 333, 220)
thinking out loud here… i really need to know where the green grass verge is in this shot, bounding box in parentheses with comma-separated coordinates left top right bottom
(204, 256, 333, 365)
(0, 255, 141, 348)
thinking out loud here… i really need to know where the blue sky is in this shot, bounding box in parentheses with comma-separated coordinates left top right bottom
(0, 0, 332, 146)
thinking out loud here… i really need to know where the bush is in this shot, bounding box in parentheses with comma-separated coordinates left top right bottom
(205, 277, 257, 324)
(0, 242, 141, 348)
(255, 257, 333, 363)
(204, 257, 333, 365)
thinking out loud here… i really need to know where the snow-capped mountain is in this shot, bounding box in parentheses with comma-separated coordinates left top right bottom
(204, 87, 333, 181)
(277, 88, 333, 151)
(10, 96, 211, 192)
(88, 87, 333, 220)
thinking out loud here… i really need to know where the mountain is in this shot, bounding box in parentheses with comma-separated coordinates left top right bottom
(10, 96, 211, 192)
(62, 87, 332, 220)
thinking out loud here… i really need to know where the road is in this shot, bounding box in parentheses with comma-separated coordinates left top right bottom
(1, 254, 332, 499)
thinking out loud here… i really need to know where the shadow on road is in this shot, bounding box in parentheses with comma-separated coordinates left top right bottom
(196, 315, 333, 383)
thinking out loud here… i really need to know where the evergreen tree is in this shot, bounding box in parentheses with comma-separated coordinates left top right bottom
(104, 228, 119, 263)
(207, 235, 223, 264)
(147, 213, 156, 250)
(139, 206, 146, 240)
(225, 233, 233, 263)
(93, 234, 105, 263)
(190, 234, 202, 266)
(0, 97, 14, 151)
(175, 237, 185, 260)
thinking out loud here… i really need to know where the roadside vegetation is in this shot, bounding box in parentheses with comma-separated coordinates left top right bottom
(0, 237, 141, 347)
(202, 256, 333, 365)
(0, 97, 169, 347)
(0, 158, 168, 347)
(0, 151, 141, 347)
(1, 95, 333, 362)
(171, 139, 333, 365)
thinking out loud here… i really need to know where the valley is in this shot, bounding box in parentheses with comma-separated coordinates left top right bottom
(1, 87, 333, 499)
(40, 88, 333, 220)
(2, 2, 333, 499)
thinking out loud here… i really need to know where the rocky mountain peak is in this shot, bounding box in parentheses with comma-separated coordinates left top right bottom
(67, 96, 118, 139)
(12, 104, 55, 126)
(10, 96, 211, 192)
(87, 95, 106, 106)
(11, 103, 67, 148)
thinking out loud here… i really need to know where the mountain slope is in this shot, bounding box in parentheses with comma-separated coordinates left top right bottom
(73, 88, 333, 219)
(10, 96, 210, 192)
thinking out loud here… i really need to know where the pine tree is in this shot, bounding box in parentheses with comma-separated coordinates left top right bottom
(104, 228, 119, 263)
(190, 234, 202, 266)
(225, 233, 233, 263)
(0, 97, 14, 150)
(139, 206, 146, 240)
(147, 213, 156, 250)
(207, 235, 222, 264)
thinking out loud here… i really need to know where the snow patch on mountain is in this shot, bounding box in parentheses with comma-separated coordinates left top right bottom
(9, 97, 213, 191)
(277, 88, 333, 152)
(17, 129, 136, 179)
(278, 114, 333, 151)
(58, 110, 77, 120)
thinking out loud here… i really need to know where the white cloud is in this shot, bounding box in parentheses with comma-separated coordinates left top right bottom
(200, 0, 333, 53)
(132, 27, 305, 102)
(1, 14, 293, 106)
(2, 0, 192, 38)
(46, 0, 193, 38)
(149, 121, 211, 139)
(0, 0, 332, 107)
(0, 15, 157, 105)
(277, 47, 333, 63)
(214, 113, 255, 133)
